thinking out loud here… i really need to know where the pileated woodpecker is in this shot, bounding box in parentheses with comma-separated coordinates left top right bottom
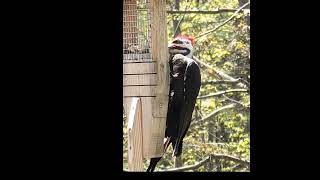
(146, 35, 201, 172)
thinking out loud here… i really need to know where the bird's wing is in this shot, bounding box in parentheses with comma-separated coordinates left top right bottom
(174, 60, 201, 154)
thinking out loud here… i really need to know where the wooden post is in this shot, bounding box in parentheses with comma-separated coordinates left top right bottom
(127, 98, 144, 171)
(149, 0, 169, 158)
(151, 0, 169, 118)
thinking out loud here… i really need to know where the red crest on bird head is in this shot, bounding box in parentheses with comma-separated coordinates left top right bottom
(173, 35, 195, 46)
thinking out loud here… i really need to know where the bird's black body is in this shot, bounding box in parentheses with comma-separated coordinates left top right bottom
(146, 52, 201, 172)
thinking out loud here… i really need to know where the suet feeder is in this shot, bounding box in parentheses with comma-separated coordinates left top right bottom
(123, 0, 169, 171)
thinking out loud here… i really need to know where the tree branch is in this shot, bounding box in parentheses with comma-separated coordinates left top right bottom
(211, 154, 250, 167)
(158, 157, 210, 172)
(199, 103, 236, 121)
(123, 153, 250, 172)
(167, 9, 239, 14)
(238, 78, 250, 86)
(192, 56, 248, 88)
(201, 79, 242, 85)
(195, 1, 250, 39)
(231, 164, 246, 171)
(157, 154, 250, 172)
(222, 94, 249, 108)
(197, 89, 248, 99)
(191, 103, 236, 126)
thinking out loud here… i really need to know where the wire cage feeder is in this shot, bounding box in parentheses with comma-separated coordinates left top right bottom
(123, 0, 152, 61)
(123, 0, 169, 171)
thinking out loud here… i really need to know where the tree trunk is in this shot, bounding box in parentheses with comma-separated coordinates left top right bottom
(174, 156, 183, 168)
(219, 121, 227, 142)
(216, 159, 222, 171)
(238, 0, 250, 26)
(238, 0, 249, 8)
(172, 0, 181, 37)
(208, 118, 215, 142)
(207, 117, 215, 170)
(196, 0, 200, 7)
(195, 108, 205, 143)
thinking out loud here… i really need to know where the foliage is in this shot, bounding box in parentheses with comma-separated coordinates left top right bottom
(124, 0, 250, 172)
